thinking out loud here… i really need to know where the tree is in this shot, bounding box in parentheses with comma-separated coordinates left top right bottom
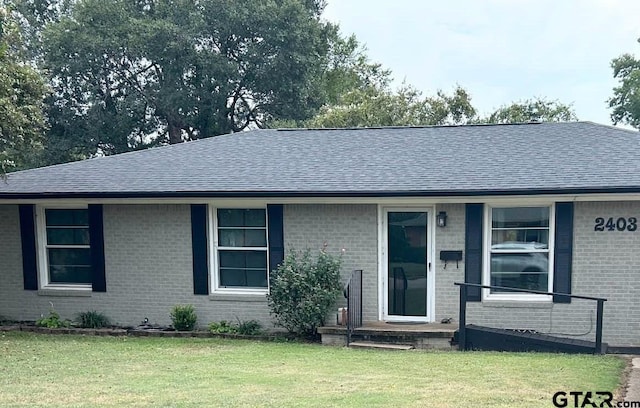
(306, 84, 477, 128)
(267, 30, 393, 129)
(319, 32, 391, 107)
(609, 42, 640, 129)
(39, 0, 334, 162)
(0, 5, 47, 173)
(483, 97, 577, 124)
(10, 0, 72, 63)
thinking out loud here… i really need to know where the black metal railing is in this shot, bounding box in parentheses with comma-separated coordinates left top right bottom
(344, 269, 363, 346)
(454, 282, 607, 354)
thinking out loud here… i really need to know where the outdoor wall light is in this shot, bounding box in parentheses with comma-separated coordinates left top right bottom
(436, 211, 448, 228)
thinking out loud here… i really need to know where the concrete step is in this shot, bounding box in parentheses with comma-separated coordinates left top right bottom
(349, 341, 415, 350)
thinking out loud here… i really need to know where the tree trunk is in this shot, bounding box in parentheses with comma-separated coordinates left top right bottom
(168, 123, 182, 144)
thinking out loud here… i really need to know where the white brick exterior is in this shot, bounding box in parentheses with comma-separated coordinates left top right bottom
(0, 204, 272, 328)
(463, 201, 640, 347)
(283, 204, 378, 322)
(1, 200, 639, 346)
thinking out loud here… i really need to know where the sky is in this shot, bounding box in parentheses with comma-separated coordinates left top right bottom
(323, 0, 640, 126)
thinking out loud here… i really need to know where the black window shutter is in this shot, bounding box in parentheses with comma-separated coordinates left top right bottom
(191, 204, 209, 295)
(464, 203, 484, 301)
(267, 204, 284, 275)
(19, 205, 38, 290)
(553, 202, 574, 303)
(88, 204, 107, 292)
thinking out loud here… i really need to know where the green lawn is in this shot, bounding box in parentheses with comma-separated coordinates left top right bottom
(0, 332, 626, 407)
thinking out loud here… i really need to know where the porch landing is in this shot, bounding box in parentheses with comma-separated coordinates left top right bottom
(318, 322, 457, 350)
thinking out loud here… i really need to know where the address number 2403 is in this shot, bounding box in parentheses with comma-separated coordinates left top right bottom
(594, 217, 637, 232)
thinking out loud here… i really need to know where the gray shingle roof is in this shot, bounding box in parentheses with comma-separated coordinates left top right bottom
(2, 121, 640, 198)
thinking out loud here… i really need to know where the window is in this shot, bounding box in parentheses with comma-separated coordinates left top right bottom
(486, 206, 553, 298)
(214, 208, 268, 291)
(38, 207, 92, 287)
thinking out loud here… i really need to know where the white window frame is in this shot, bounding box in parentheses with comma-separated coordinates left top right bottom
(36, 204, 92, 291)
(208, 206, 269, 295)
(482, 203, 555, 302)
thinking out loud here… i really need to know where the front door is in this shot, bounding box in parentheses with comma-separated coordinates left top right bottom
(383, 209, 433, 322)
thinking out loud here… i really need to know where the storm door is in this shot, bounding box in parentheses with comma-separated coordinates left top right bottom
(383, 209, 432, 321)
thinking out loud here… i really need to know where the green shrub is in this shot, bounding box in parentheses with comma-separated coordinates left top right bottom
(208, 319, 263, 335)
(266, 247, 342, 337)
(208, 320, 238, 334)
(36, 306, 70, 328)
(76, 311, 110, 328)
(236, 319, 262, 335)
(170, 304, 197, 331)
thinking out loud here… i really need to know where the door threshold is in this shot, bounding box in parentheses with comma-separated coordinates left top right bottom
(384, 321, 430, 325)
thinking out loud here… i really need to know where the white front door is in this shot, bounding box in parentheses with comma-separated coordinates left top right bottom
(381, 207, 435, 322)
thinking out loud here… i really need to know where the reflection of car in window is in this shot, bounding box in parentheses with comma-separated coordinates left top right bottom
(490, 242, 550, 291)
(491, 242, 548, 273)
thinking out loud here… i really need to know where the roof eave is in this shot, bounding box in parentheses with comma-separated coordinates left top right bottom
(1, 186, 640, 200)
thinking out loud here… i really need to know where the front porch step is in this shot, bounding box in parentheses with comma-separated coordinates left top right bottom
(349, 341, 414, 350)
(318, 323, 457, 350)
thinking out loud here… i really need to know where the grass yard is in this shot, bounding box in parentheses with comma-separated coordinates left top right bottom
(0, 332, 625, 408)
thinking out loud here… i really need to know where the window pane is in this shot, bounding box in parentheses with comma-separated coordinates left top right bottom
(219, 229, 266, 247)
(49, 266, 92, 284)
(246, 269, 268, 287)
(245, 251, 267, 268)
(491, 252, 548, 292)
(244, 230, 267, 247)
(48, 248, 92, 284)
(218, 209, 266, 227)
(219, 250, 267, 269)
(219, 229, 243, 247)
(490, 272, 548, 292)
(491, 229, 548, 247)
(219, 250, 268, 288)
(219, 268, 247, 287)
(244, 210, 266, 227)
(218, 209, 243, 227)
(45, 209, 89, 226)
(219, 268, 268, 288)
(47, 228, 90, 245)
(491, 252, 549, 274)
(48, 248, 92, 266)
(492, 207, 549, 228)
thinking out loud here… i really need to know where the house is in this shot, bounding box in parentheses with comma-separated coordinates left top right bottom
(1, 121, 639, 349)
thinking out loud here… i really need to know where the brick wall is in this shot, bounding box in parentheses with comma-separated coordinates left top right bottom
(433, 204, 465, 322)
(1, 201, 639, 346)
(464, 201, 640, 347)
(572, 201, 640, 346)
(283, 204, 379, 322)
(0, 204, 272, 328)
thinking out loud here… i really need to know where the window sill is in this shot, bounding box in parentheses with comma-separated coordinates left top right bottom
(209, 292, 267, 302)
(38, 287, 92, 297)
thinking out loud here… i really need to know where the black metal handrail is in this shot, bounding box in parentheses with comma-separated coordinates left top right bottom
(344, 270, 363, 346)
(454, 282, 608, 354)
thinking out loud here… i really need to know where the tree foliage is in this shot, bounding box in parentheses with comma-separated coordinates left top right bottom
(307, 84, 477, 128)
(11, 0, 71, 63)
(609, 41, 640, 129)
(0, 4, 47, 172)
(38, 0, 333, 162)
(483, 97, 577, 124)
(5, 0, 583, 170)
(290, 32, 574, 129)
